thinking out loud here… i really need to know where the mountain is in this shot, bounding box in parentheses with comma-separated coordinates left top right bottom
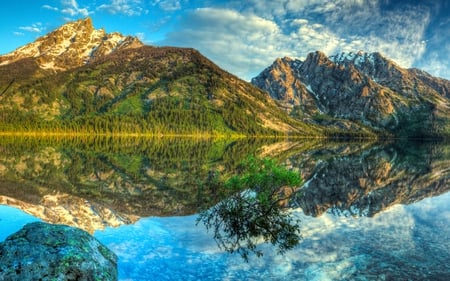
(252, 51, 450, 138)
(0, 18, 320, 137)
(4, 18, 448, 138)
(0, 17, 142, 72)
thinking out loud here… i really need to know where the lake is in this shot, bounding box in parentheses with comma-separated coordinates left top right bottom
(0, 137, 449, 280)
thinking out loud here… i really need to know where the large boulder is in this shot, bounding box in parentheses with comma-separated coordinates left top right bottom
(0, 222, 117, 281)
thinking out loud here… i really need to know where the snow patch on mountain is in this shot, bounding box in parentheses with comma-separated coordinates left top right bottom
(330, 51, 376, 69)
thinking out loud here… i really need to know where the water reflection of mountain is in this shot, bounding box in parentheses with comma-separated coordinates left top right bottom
(0, 136, 282, 232)
(0, 137, 448, 233)
(290, 142, 450, 217)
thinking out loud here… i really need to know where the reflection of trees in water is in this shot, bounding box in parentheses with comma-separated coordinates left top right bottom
(197, 157, 302, 261)
(0, 136, 279, 218)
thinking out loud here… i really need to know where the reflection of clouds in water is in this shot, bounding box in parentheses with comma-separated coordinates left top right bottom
(92, 192, 450, 280)
(295, 193, 450, 279)
(299, 203, 415, 242)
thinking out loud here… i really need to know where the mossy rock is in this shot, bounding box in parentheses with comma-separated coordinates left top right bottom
(0, 222, 117, 281)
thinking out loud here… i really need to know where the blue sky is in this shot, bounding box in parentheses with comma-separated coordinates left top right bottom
(1, 0, 449, 81)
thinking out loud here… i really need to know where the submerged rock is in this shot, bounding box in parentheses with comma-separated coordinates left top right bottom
(0, 222, 117, 281)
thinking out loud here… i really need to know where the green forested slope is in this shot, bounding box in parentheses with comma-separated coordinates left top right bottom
(0, 46, 322, 137)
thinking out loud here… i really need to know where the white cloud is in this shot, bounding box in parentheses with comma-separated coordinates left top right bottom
(18, 23, 44, 33)
(161, 7, 361, 80)
(97, 0, 148, 16)
(416, 43, 450, 80)
(326, 3, 430, 69)
(19, 26, 42, 33)
(13, 32, 25, 36)
(61, 0, 90, 17)
(224, 0, 335, 20)
(152, 0, 182, 11)
(290, 19, 309, 26)
(162, 8, 293, 80)
(42, 4, 59, 11)
(158, 0, 446, 80)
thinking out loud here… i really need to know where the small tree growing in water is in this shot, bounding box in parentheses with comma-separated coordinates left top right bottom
(197, 156, 302, 261)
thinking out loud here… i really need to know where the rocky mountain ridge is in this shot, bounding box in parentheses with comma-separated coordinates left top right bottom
(0, 18, 142, 71)
(252, 51, 450, 138)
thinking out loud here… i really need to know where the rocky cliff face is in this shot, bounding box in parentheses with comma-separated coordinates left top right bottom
(0, 17, 142, 71)
(330, 52, 450, 99)
(252, 51, 450, 138)
(0, 194, 139, 234)
(250, 57, 315, 112)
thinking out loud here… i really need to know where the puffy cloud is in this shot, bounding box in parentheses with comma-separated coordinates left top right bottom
(162, 8, 292, 79)
(223, 0, 325, 19)
(231, 0, 430, 66)
(161, 7, 361, 80)
(321, 2, 431, 69)
(61, 0, 90, 17)
(97, 0, 148, 16)
(160, 0, 446, 80)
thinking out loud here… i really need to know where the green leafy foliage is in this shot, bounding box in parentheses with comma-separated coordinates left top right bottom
(197, 156, 302, 261)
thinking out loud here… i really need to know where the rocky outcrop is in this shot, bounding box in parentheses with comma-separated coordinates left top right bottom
(250, 57, 315, 112)
(0, 222, 117, 281)
(252, 51, 450, 138)
(0, 17, 143, 71)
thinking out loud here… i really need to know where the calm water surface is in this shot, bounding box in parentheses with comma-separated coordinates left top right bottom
(0, 137, 449, 280)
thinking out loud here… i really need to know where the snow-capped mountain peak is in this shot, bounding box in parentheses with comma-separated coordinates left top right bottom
(328, 50, 410, 83)
(0, 17, 143, 71)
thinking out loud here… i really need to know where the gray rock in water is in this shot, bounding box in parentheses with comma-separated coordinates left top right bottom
(0, 222, 117, 281)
